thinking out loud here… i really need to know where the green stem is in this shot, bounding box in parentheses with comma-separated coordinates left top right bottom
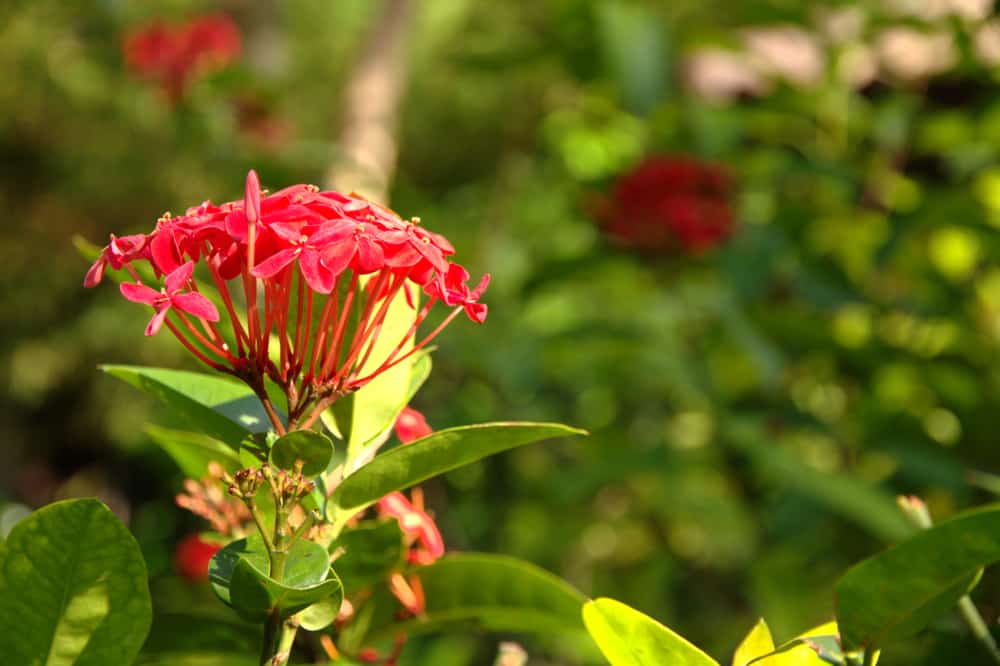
(259, 612, 298, 666)
(862, 647, 877, 666)
(959, 596, 1000, 666)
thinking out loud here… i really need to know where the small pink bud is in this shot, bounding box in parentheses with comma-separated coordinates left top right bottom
(245, 169, 261, 226)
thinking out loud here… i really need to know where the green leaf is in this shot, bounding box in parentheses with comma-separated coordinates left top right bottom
(330, 520, 406, 594)
(145, 425, 241, 476)
(327, 350, 432, 459)
(835, 504, 1000, 651)
(371, 553, 587, 639)
(209, 535, 342, 622)
(0, 498, 152, 665)
(270, 430, 334, 477)
(299, 596, 341, 631)
(103, 365, 272, 447)
(727, 423, 914, 542)
(734, 619, 775, 666)
(583, 597, 719, 666)
(331, 422, 586, 513)
(136, 654, 258, 666)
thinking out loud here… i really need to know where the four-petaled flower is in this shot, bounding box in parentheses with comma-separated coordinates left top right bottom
(120, 261, 220, 336)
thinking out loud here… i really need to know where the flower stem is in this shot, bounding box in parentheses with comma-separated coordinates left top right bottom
(259, 611, 298, 666)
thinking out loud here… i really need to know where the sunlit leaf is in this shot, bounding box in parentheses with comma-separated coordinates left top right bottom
(0, 499, 152, 665)
(583, 597, 718, 666)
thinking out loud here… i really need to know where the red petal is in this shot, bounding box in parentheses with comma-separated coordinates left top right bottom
(150, 230, 182, 275)
(120, 282, 161, 305)
(465, 302, 488, 323)
(251, 248, 297, 278)
(172, 292, 220, 321)
(165, 261, 195, 292)
(320, 239, 355, 276)
(354, 237, 384, 273)
(269, 222, 305, 243)
(84, 258, 106, 288)
(299, 251, 335, 293)
(145, 306, 170, 336)
(225, 210, 247, 242)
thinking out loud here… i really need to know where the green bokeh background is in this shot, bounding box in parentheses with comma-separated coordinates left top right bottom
(4, 0, 1000, 663)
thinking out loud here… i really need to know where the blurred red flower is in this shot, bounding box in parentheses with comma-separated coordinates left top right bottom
(600, 155, 735, 253)
(123, 13, 241, 102)
(175, 533, 222, 581)
(394, 407, 431, 444)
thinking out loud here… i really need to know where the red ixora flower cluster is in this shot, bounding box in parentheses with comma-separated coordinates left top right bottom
(600, 155, 735, 253)
(123, 13, 241, 102)
(85, 171, 488, 432)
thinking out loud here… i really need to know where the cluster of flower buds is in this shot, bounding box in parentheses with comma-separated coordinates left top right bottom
(598, 155, 735, 253)
(260, 463, 314, 509)
(85, 171, 489, 429)
(226, 467, 264, 500)
(123, 13, 241, 102)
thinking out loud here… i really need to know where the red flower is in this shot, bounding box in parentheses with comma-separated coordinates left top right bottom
(120, 261, 220, 336)
(377, 491, 444, 565)
(175, 533, 221, 581)
(394, 407, 431, 444)
(85, 170, 488, 429)
(600, 155, 735, 253)
(123, 14, 241, 102)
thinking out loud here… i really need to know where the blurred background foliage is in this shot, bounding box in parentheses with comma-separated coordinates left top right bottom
(5, 0, 1000, 663)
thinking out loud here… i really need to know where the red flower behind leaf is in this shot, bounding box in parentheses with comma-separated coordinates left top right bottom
(599, 155, 735, 253)
(394, 407, 431, 444)
(175, 533, 222, 581)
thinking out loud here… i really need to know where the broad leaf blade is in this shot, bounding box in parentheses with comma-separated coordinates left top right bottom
(370, 553, 587, 639)
(103, 365, 270, 447)
(0, 498, 152, 666)
(145, 425, 241, 476)
(835, 504, 1000, 650)
(331, 422, 586, 513)
(734, 619, 775, 666)
(583, 597, 719, 666)
(269, 430, 334, 476)
(209, 534, 342, 622)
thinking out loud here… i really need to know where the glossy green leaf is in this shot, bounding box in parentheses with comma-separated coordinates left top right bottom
(583, 597, 718, 666)
(331, 422, 587, 513)
(145, 425, 241, 476)
(371, 553, 587, 639)
(330, 519, 406, 594)
(299, 596, 341, 631)
(230, 557, 342, 622)
(209, 534, 342, 622)
(0, 498, 152, 665)
(269, 430, 334, 476)
(103, 365, 272, 448)
(835, 504, 1000, 650)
